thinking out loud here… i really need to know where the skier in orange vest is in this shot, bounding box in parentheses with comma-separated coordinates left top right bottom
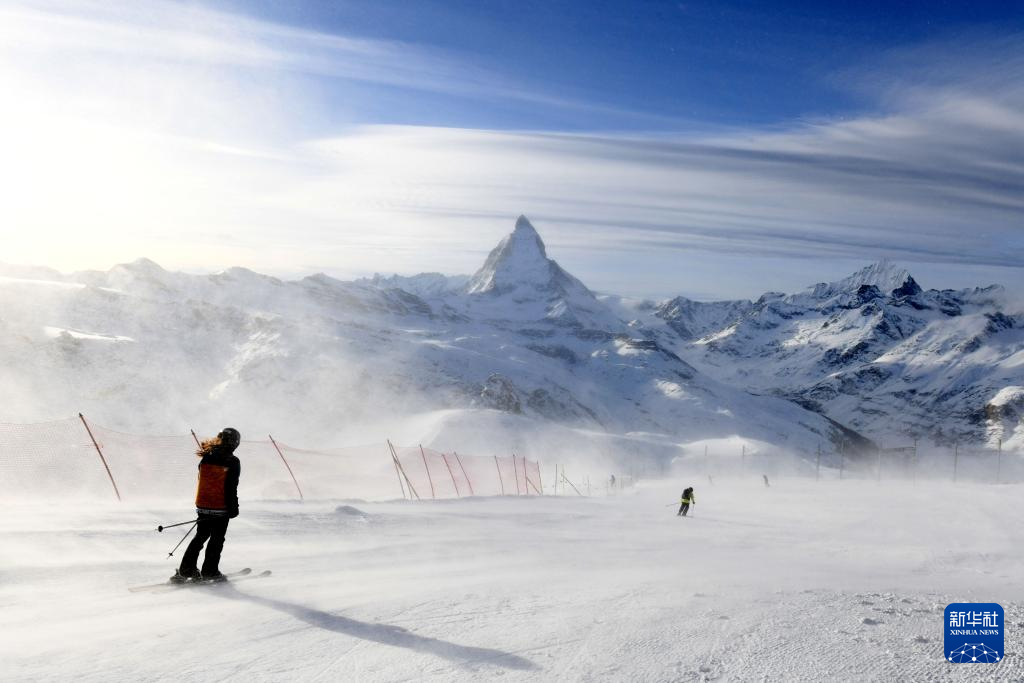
(172, 427, 241, 583)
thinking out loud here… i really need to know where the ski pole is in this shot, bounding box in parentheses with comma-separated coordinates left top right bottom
(165, 522, 197, 559)
(156, 519, 198, 532)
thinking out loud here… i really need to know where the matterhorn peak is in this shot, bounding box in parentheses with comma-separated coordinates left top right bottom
(459, 215, 614, 328)
(467, 215, 554, 294)
(508, 214, 547, 258)
(514, 214, 539, 234)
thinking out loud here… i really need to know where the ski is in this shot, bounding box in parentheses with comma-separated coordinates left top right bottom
(129, 567, 253, 593)
(227, 569, 272, 584)
(179, 569, 271, 589)
(173, 569, 272, 589)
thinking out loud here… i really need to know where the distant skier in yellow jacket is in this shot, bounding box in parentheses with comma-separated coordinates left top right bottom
(677, 487, 695, 516)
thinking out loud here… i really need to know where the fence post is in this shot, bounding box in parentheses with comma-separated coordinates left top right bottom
(387, 441, 407, 500)
(997, 438, 1002, 484)
(268, 435, 304, 501)
(512, 455, 522, 495)
(419, 445, 436, 499)
(518, 455, 539, 495)
(495, 456, 505, 495)
(389, 440, 419, 500)
(441, 452, 462, 497)
(525, 475, 541, 495)
(953, 443, 959, 483)
(78, 413, 121, 502)
(536, 461, 544, 495)
(560, 469, 585, 496)
(912, 438, 918, 487)
(453, 452, 475, 496)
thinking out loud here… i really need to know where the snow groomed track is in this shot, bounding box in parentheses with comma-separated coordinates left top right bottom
(2, 478, 1020, 681)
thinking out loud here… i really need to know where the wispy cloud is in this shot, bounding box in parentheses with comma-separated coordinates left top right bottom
(2, 1, 477, 92)
(300, 74, 1024, 274)
(1, 2, 1022, 299)
(0, 0, 667, 123)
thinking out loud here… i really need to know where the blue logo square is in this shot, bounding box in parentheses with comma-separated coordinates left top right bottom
(944, 603, 1004, 663)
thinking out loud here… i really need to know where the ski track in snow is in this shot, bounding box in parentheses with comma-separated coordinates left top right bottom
(2, 479, 1022, 682)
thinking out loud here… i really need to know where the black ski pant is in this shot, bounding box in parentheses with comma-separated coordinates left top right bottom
(180, 514, 230, 575)
(678, 503, 690, 516)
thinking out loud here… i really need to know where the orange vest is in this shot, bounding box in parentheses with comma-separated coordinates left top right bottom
(195, 462, 230, 509)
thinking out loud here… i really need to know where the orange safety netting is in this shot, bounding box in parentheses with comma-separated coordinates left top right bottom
(389, 446, 543, 499)
(0, 417, 113, 500)
(0, 417, 544, 502)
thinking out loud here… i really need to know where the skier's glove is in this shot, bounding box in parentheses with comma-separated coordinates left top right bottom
(229, 508, 239, 519)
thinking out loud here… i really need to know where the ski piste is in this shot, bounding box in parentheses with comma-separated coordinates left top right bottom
(129, 568, 270, 593)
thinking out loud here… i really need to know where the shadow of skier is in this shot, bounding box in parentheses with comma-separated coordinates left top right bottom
(211, 584, 538, 671)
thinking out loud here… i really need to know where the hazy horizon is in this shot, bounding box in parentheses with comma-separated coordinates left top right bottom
(2, 222, 1017, 304)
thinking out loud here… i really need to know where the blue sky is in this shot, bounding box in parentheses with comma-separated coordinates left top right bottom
(200, 0, 1024, 131)
(2, 0, 1023, 299)
(202, 1, 1020, 129)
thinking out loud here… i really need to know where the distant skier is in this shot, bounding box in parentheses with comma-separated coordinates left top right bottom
(677, 486, 695, 516)
(172, 427, 241, 583)
(763, 474, 770, 487)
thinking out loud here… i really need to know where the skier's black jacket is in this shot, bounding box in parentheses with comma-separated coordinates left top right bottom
(195, 444, 240, 518)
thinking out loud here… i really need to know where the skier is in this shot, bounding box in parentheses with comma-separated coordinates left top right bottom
(171, 427, 241, 583)
(677, 486, 695, 516)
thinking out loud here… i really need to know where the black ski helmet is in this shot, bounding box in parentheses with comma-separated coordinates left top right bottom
(218, 427, 241, 451)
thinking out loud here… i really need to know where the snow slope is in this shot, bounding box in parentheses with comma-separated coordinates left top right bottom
(2, 478, 1021, 681)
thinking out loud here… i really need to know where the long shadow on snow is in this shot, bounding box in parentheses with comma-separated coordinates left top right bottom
(212, 584, 538, 671)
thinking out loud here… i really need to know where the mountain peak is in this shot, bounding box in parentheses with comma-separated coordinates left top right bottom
(841, 259, 913, 291)
(515, 214, 538, 234)
(810, 259, 919, 299)
(508, 214, 547, 258)
(118, 257, 166, 274)
(467, 215, 553, 294)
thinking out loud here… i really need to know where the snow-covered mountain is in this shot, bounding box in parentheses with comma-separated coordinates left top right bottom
(0, 216, 857, 463)
(627, 259, 1024, 449)
(8, 217, 1015, 460)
